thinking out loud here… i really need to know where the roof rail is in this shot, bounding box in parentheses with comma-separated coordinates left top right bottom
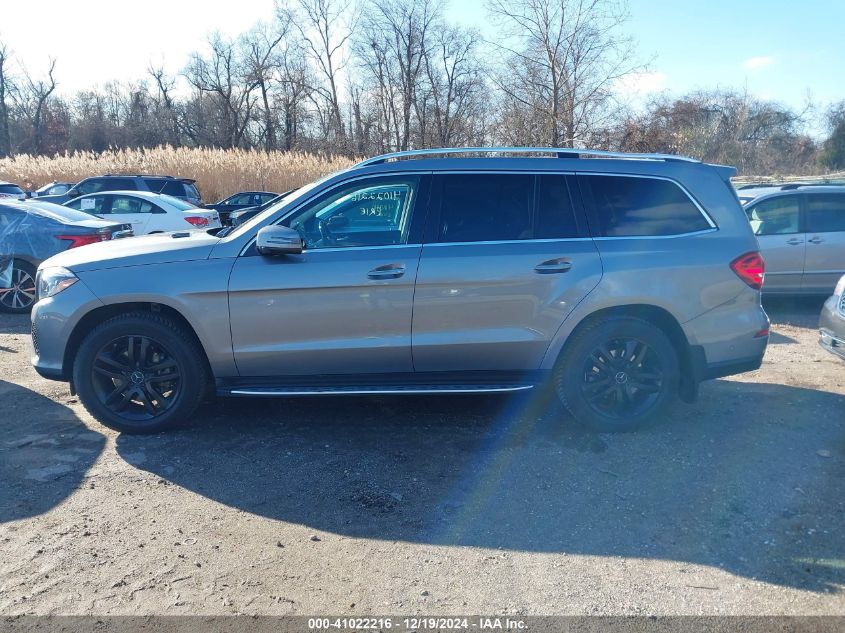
(354, 147, 701, 168)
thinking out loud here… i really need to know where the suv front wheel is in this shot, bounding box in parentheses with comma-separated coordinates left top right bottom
(554, 316, 679, 432)
(73, 312, 208, 434)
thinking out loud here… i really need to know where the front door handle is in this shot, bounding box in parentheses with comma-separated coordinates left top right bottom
(534, 258, 573, 274)
(786, 238, 803, 245)
(368, 264, 406, 279)
(808, 236, 824, 244)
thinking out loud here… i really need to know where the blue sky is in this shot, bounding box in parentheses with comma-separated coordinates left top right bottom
(2, 0, 843, 134)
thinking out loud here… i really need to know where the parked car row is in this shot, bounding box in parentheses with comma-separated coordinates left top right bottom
(0, 200, 132, 313)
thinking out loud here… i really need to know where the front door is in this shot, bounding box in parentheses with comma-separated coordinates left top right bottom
(412, 172, 602, 372)
(802, 193, 845, 293)
(228, 174, 429, 377)
(745, 195, 805, 293)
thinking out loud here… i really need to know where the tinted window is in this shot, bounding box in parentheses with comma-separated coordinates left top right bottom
(437, 174, 533, 243)
(536, 175, 579, 238)
(77, 178, 137, 195)
(0, 184, 24, 195)
(110, 196, 156, 214)
(745, 196, 800, 235)
(805, 194, 845, 233)
(286, 176, 418, 249)
(582, 175, 710, 237)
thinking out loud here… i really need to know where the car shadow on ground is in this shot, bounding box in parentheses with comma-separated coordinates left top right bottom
(116, 379, 845, 593)
(0, 379, 106, 523)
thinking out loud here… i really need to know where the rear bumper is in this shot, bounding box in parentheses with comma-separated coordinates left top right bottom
(689, 346, 765, 380)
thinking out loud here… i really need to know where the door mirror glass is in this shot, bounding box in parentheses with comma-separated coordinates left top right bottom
(256, 225, 304, 256)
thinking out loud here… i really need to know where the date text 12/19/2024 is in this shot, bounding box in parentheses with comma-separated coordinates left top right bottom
(308, 617, 527, 630)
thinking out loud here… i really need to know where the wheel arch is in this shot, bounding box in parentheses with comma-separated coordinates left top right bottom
(544, 303, 698, 402)
(63, 302, 213, 386)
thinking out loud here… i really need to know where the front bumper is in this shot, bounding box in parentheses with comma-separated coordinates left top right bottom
(818, 294, 845, 361)
(31, 276, 104, 382)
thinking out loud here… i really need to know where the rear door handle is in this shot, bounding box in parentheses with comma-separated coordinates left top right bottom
(534, 258, 573, 274)
(808, 236, 824, 244)
(786, 238, 803, 245)
(368, 264, 406, 279)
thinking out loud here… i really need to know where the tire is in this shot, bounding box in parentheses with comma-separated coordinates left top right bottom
(72, 312, 208, 434)
(553, 316, 679, 432)
(0, 260, 37, 314)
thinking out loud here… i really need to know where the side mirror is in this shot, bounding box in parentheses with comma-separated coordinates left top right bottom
(66, 189, 80, 199)
(256, 225, 303, 256)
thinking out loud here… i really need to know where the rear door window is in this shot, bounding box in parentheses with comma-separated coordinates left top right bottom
(805, 194, 845, 233)
(580, 175, 711, 237)
(434, 173, 533, 243)
(745, 196, 801, 235)
(110, 196, 157, 214)
(536, 175, 580, 239)
(78, 178, 137, 195)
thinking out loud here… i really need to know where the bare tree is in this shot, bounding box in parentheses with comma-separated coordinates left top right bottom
(242, 22, 286, 150)
(487, 0, 641, 147)
(279, 0, 354, 146)
(184, 33, 258, 148)
(0, 41, 12, 157)
(422, 24, 486, 147)
(12, 57, 58, 154)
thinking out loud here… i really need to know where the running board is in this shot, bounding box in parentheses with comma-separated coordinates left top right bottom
(220, 384, 535, 397)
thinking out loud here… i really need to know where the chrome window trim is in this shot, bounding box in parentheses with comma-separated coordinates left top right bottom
(592, 228, 718, 241)
(424, 237, 593, 247)
(299, 244, 421, 254)
(578, 171, 718, 232)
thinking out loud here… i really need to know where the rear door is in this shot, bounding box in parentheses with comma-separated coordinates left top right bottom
(744, 195, 805, 292)
(412, 172, 602, 372)
(802, 192, 845, 293)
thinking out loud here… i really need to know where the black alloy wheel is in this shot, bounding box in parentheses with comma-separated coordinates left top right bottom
(91, 335, 182, 421)
(580, 337, 664, 419)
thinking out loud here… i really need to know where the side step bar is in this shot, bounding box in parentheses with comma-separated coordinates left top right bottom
(220, 384, 535, 397)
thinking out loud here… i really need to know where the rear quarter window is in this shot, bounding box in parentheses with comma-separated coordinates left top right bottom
(580, 175, 711, 237)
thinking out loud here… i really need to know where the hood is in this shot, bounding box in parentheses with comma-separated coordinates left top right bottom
(40, 230, 221, 273)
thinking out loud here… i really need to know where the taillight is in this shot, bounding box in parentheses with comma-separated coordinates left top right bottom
(184, 216, 210, 228)
(730, 251, 765, 290)
(56, 233, 109, 249)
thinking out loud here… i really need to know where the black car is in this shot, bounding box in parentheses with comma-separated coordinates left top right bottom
(205, 191, 279, 226)
(0, 201, 132, 313)
(226, 190, 298, 229)
(38, 175, 202, 206)
(819, 275, 845, 361)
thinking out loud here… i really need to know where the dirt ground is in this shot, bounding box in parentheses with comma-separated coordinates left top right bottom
(0, 297, 843, 616)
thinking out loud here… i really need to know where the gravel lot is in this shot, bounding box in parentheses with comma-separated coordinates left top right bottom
(0, 298, 843, 616)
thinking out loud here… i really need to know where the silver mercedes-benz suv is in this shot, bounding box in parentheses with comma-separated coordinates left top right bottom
(30, 148, 770, 434)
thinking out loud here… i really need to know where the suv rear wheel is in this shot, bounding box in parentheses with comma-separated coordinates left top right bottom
(73, 312, 208, 434)
(554, 316, 679, 432)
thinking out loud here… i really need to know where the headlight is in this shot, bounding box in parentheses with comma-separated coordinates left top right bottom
(835, 275, 845, 298)
(37, 267, 78, 300)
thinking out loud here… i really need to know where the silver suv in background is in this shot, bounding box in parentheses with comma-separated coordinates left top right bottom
(30, 148, 770, 434)
(739, 183, 845, 294)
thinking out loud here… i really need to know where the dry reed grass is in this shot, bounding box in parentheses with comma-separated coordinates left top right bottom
(0, 146, 356, 202)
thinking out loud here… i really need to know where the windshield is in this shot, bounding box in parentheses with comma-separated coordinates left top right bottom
(221, 175, 334, 241)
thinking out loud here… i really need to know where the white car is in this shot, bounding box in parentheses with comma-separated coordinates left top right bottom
(64, 191, 221, 235)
